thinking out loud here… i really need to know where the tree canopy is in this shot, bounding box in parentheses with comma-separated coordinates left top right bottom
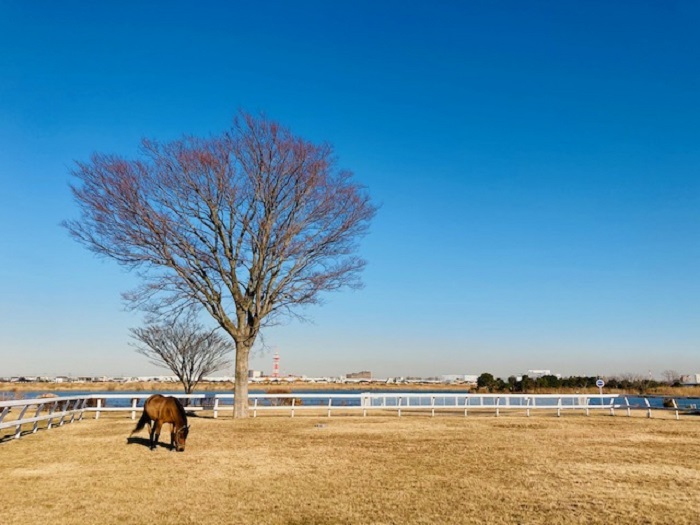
(130, 318, 233, 394)
(65, 111, 376, 416)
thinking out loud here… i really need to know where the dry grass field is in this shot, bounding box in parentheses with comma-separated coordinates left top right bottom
(3, 381, 700, 398)
(1, 412, 699, 525)
(0, 381, 475, 394)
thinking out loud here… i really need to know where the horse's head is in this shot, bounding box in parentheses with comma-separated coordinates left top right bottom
(174, 424, 190, 452)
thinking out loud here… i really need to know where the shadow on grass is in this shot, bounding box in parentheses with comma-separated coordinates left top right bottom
(188, 412, 215, 419)
(0, 428, 47, 444)
(126, 436, 170, 448)
(125, 435, 175, 450)
(0, 432, 20, 444)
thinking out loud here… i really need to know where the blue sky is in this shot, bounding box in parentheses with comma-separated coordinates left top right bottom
(1, 1, 698, 379)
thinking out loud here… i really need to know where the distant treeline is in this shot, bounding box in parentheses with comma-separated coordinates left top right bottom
(476, 373, 667, 394)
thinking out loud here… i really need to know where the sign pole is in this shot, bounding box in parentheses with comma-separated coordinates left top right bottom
(596, 378, 605, 410)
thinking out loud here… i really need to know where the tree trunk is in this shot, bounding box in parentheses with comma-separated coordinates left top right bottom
(233, 340, 251, 418)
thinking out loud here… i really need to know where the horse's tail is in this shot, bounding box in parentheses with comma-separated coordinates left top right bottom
(131, 409, 150, 435)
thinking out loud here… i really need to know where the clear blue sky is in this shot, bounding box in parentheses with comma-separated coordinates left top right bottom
(1, 1, 698, 379)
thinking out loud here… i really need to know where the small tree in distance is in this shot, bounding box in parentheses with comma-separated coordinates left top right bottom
(477, 373, 496, 392)
(661, 369, 681, 386)
(130, 318, 233, 394)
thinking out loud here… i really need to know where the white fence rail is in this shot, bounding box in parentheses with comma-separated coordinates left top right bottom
(85, 394, 207, 420)
(1, 393, 695, 441)
(0, 396, 88, 439)
(211, 393, 627, 418)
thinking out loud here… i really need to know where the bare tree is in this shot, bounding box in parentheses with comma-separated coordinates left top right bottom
(661, 369, 681, 386)
(130, 319, 232, 394)
(64, 111, 376, 417)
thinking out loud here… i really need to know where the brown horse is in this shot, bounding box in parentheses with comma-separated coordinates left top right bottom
(131, 394, 190, 452)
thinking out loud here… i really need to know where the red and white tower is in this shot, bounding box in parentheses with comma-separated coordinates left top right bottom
(272, 352, 280, 378)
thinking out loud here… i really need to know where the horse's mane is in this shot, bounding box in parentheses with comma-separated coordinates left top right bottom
(172, 396, 188, 423)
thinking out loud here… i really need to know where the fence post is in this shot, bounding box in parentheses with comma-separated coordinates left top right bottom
(398, 396, 402, 417)
(58, 401, 67, 426)
(213, 397, 219, 419)
(95, 398, 102, 420)
(644, 398, 652, 418)
(69, 399, 78, 423)
(557, 397, 562, 417)
(253, 398, 258, 418)
(47, 401, 58, 428)
(63, 401, 71, 424)
(0, 406, 9, 427)
(526, 397, 531, 417)
(495, 397, 500, 417)
(463, 396, 468, 417)
(79, 398, 87, 421)
(33, 403, 44, 433)
(14, 404, 30, 439)
(131, 398, 138, 420)
(431, 396, 435, 417)
(328, 398, 332, 418)
(672, 398, 679, 420)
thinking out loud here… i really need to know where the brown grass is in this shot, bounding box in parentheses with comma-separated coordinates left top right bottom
(4, 381, 700, 397)
(0, 381, 474, 393)
(649, 386, 700, 397)
(1, 412, 699, 524)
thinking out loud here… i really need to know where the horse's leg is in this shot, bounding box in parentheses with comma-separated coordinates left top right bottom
(149, 422, 157, 450)
(170, 424, 176, 451)
(150, 421, 163, 450)
(153, 421, 163, 449)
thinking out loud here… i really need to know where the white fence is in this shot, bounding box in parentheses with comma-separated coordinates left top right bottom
(86, 394, 206, 420)
(0, 396, 89, 439)
(217, 393, 694, 420)
(0, 392, 694, 441)
(211, 393, 648, 418)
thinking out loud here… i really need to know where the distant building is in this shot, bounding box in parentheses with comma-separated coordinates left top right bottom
(203, 376, 234, 382)
(248, 370, 262, 379)
(525, 370, 561, 379)
(680, 374, 700, 386)
(441, 374, 479, 384)
(346, 371, 372, 380)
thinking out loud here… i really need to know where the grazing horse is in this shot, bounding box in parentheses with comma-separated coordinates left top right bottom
(131, 394, 190, 452)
